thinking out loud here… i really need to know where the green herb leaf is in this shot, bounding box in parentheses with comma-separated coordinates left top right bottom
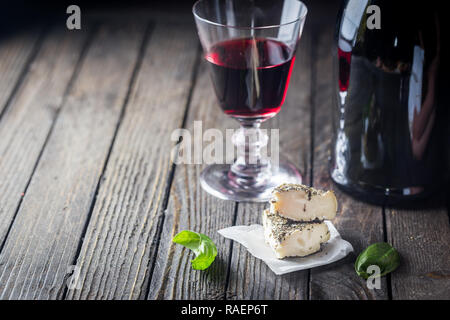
(172, 230, 217, 270)
(355, 242, 400, 279)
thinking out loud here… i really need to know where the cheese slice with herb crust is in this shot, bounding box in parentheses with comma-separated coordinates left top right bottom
(270, 183, 337, 222)
(262, 209, 330, 259)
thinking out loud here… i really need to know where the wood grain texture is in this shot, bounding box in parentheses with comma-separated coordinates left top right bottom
(0, 30, 41, 115)
(225, 29, 313, 300)
(227, 203, 309, 300)
(64, 22, 200, 300)
(308, 23, 388, 300)
(0, 27, 87, 245)
(0, 23, 146, 299)
(147, 60, 238, 300)
(0, 3, 448, 301)
(387, 197, 450, 299)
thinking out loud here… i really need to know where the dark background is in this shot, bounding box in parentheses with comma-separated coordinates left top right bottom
(1, 0, 196, 35)
(2, 0, 336, 36)
(2, 0, 446, 35)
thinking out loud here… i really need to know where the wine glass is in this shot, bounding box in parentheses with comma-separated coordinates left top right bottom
(193, 0, 308, 202)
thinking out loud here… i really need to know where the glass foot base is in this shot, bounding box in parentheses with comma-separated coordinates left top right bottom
(200, 161, 302, 202)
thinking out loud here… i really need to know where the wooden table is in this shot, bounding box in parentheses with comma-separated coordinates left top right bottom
(0, 2, 449, 300)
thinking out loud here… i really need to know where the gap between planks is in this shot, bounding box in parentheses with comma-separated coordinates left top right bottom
(0, 27, 46, 121)
(64, 21, 201, 300)
(0, 21, 150, 299)
(143, 45, 202, 299)
(0, 25, 97, 256)
(60, 21, 154, 299)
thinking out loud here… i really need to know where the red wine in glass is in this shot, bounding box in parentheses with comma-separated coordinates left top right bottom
(194, 0, 307, 202)
(206, 38, 295, 120)
(338, 46, 351, 92)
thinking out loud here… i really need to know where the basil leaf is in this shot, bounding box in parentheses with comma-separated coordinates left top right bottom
(172, 230, 218, 270)
(355, 242, 400, 279)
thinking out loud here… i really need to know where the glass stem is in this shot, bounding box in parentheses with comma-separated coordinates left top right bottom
(230, 121, 271, 187)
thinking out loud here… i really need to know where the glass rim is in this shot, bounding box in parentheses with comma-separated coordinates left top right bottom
(192, 0, 308, 30)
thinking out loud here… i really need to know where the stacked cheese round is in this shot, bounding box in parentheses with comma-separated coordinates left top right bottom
(263, 183, 337, 259)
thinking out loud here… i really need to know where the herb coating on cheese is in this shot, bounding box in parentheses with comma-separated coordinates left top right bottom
(272, 183, 326, 201)
(264, 210, 325, 243)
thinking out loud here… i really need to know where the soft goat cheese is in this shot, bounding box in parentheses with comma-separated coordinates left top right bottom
(262, 209, 330, 259)
(270, 183, 337, 222)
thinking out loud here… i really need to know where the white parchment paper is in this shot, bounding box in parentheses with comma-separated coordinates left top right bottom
(218, 221, 353, 275)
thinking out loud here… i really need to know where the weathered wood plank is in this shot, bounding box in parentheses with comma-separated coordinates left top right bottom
(225, 28, 313, 300)
(147, 60, 238, 300)
(387, 197, 450, 299)
(84, 3, 194, 24)
(0, 31, 41, 116)
(65, 22, 200, 300)
(0, 23, 147, 299)
(308, 23, 388, 300)
(227, 203, 310, 300)
(0, 27, 88, 245)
